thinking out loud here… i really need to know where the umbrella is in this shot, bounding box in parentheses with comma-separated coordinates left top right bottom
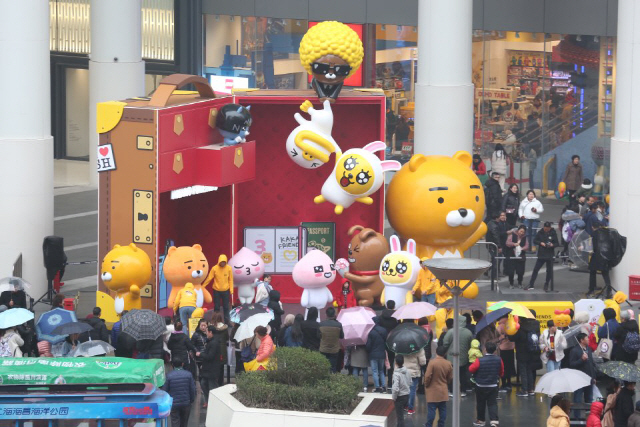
(229, 304, 274, 324)
(52, 321, 92, 336)
(121, 309, 166, 341)
(36, 308, 78, 344)
(233, 313, 273, 342)
(474, 308, 511, 336)
(488, 301, 535, 319)
(563, 324, 586, 348)
(0, 308, 33, 329)
(534, 369, 592, 395)
(568, 230, 592, 270)
(0, 276, 32, 295)
(574, 299, 605, 325)
(598, 361, 640, 383)
(392, 302, 437, 320)
(67, 340, 115, 357)
(386, 322, 431, 355)
(438, 298, 484, 310)
(337, 307, 375, 346)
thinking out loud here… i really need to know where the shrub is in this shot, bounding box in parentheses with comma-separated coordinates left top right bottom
(265, 346, 330, 386)
(235, 347, 361, 414)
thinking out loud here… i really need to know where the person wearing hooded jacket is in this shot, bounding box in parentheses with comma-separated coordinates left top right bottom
(203, 254, 233, 323)
(547, 399, 571, 427)
(168, 321, 198, 377)
(586, 401, 604, 427)
(509, 314, 541, 396)
(442, 315, 473, 396)
(404, 348, 426, 415)
(613, 311, 639, 364)
(366, 317, 388, 393)
(173, 283, 198, 330)
(392, 355, 412, 427)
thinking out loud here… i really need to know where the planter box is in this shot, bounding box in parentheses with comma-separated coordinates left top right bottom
(206, 384, 395, 427)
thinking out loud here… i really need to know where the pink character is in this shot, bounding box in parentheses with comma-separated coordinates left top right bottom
(292, 249, 336, 320)
(229, 247, 264, 304)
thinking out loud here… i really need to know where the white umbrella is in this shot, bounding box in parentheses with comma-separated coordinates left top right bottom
(234, 313, 272, 342)
(575, 299, 605, 326)
(0, 277, 32, 295)
(67, 340, 115, 357)
(534, 369, 592, 395)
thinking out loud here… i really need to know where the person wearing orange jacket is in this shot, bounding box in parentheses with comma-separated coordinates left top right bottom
(203, 254, 233, 324)
(412, 258, 437, 305)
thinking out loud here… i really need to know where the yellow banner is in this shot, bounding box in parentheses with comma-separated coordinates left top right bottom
(189, 317, 202, 338)
(487, 301, 574, 331)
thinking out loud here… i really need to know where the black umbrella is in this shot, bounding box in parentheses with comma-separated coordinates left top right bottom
(438, 298, 485, 310)
(597, 361, 640, 382)
(386, 323, 431, 355)
(121, 309, 166, 341)
(229, 304, 274, 324)
(474, 308, 511, 336)
(51, 321, 92, 336)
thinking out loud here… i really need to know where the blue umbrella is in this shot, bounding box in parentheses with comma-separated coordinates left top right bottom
(474, 307, 511, 336)
(0, 308, 34, 329)
(36, 308, 77, 344)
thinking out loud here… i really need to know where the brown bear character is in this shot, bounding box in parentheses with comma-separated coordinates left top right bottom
(344, 225, 389, 307)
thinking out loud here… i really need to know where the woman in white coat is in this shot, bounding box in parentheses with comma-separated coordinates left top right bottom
(539, 320, 566, 372)
(518, 189, 544, 251)
(491, 143, 509, 191)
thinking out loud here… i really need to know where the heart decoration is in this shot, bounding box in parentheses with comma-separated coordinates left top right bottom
(99, 146, 109, 157)
(283, 250, 297, 261)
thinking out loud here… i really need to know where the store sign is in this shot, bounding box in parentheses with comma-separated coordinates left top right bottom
(475, 88, 517, 101)
(401, 142, 414, 156)
(97, 144, 116, 172)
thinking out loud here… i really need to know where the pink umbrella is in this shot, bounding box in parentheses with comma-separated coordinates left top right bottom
(392, 302, 437, 320)
(337, 307, 376, 346)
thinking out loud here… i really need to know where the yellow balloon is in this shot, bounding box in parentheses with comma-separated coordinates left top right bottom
(606, 194, 610, 205)
(462, 282, 479, 299)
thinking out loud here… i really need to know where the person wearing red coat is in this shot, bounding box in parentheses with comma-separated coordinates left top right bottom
(473, 154, 487, 176)
(334, 279, 357, 310)
(586, 401, 603, 427)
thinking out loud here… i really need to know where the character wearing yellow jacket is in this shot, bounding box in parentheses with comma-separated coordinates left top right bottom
(204, 254, 234, 323)
(412, 259, 438, 305)
(174, 282, 198, 328)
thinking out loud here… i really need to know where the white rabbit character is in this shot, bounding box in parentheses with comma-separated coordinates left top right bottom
(315, 141, 401, 214)
(286, 100, 341, 169)
(379, 236, 421, 308)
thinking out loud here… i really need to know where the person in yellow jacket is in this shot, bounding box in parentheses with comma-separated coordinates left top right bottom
(203, 254, 233, 323)
(412, 258, 438, 305)
(174, 282, 198, 328)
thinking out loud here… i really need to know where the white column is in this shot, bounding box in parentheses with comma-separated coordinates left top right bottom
(0, 0, 53, 298)
(89, 0, 145, 186)
(610, 0, 640, 295)
(414, 0, 474, 156)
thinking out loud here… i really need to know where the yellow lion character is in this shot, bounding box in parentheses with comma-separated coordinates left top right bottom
(100, 243, 151, 314)
(299, 21, 364, 102)
(163, 244, 213, 318)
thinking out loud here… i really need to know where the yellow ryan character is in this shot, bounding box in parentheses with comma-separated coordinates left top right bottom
(299, 21, 364, 102)
(100, 243, 151, 314)
(315, 141, 400, 214)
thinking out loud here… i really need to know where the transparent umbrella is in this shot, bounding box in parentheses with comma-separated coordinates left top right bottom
(534, 368, 592, 395)
(0, 277, 32, 296)
(568, 230, 592, 270)
(67, 340, 115, 357)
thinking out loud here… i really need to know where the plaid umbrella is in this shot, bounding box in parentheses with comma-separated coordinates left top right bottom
(598, 361, 640, 383)
(52, 321, 92, 336)
(386, 322, 431, 355)
(229, 304, 274, 324)
(121, 309, 166, 341)
(36, 308, 78, 344)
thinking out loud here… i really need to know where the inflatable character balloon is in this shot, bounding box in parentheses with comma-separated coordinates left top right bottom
(299, 21, 364, 102)
(386, 151, 487, 285)
(163, 244, 212, 318)
(553, 309, 572, 329)
(286, 100, 341, 169)
(379, 236, 420, 308)
(293, 249, 336, 319)
(505, 315, 520, 335)
(100, 243, 151, 314)
(342, 225, 388, 307)
(315, 141, 401, 214)
(229, 247, 265, 304)
(216, 103, 252, 146)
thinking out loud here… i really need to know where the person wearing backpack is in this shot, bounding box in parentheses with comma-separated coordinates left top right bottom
(613, 310, 640, 363)
(569, 333, 596, 414)
(509, 315, 541, 397)
(0, 328, 24, 357)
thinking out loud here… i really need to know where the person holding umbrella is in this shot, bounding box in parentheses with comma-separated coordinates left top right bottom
(424, 346, 453, 427)
(469, 341, 503, 427)
(569, 333, 597, 414)
(366, 317, 388, 393)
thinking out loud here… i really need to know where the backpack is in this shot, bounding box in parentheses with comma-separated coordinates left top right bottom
(622, 331, 640, 353)
(0, 335, 14, 357)
(526, 331, 539, 352)
(240, 337, 256, 363)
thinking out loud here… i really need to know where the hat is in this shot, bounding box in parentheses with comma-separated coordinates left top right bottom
(582, 179, 593, 190)
(543, 221, 552, 227)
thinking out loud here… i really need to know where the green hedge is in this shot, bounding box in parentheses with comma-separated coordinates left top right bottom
(235, 347, 362, 414)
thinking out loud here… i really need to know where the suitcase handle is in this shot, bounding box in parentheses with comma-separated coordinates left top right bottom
(148, 74, 215, 107)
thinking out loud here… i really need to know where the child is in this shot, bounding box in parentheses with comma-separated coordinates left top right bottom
(392, 354, 412, 427)
(468, 339, 483, 385)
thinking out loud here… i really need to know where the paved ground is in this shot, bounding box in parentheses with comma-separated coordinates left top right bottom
(48, 185, 636, 426)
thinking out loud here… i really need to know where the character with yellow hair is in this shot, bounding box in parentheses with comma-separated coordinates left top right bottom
(299, 21, 364, 102)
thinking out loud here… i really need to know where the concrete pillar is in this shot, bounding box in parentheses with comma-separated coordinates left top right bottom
(0, 0, 53, 297)
(89, 0, 145, 186)
(414, 0, 474, 156)
(610, 0, 640, 295)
